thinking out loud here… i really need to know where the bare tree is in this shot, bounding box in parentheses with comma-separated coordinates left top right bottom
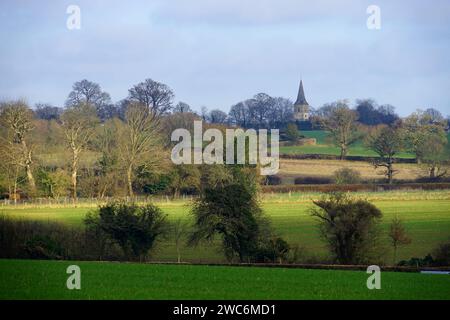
(173, 219, 189, 263)
(367, 125, 403, 184)
(388, 216, 411, 264)
(65, 79, 112, 120)
(0, 101, 37, 194)
(315, 101, 360, 159)
(60, 103, 99, 200)
(117, 103, 167, 197)
(128, 78, 174, 118)
(208, 109, 227, 124)
(173, 101, 192, 114)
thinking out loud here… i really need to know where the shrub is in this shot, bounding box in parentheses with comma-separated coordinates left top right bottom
(85, 202, 169, 261)
(333, 168, 361, 185)
(398, 255, 435, 268)
(432, 241, 450, 266)
(265, 175, 282, 185)
(254, 236, 290, 263)
(22, 235, 65, 260)
(294, 176, 332, 185)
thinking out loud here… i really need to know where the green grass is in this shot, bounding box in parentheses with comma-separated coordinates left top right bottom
(280, 130, 416, 158)
(2, 190, 450, 263)
(1, 259, 449, 299)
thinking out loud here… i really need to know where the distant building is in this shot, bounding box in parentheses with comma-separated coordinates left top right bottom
(293, 80, 310, 121)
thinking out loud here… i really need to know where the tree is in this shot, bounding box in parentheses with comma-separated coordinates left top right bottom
(0, 101, 37, 194)
(60, 103, 99, 200)
(310, 192, 383, 264)
(128, 78, 174, 118)
(419, 134, 448, 180)
(285, 123, 300, 144)
(34, 103, 63, 120)
(228, 94, 293, 129)
(117, 102, 166, 197)
(173, 219, 189, 263)
(208, 109, 228, 124)
(367, 125, 403, 184)
(189, 183, 262, 262)
(316, 101, 360, 159)
(173, 101, 192, 113)
(169, 164, 201, 197)
(85, 202, 169, 261)
(402, 110, 447, 163)
(355, 99, 399, 126)
(388, 217, 411, 264)
(94, 118, 122, 197)
(424, 108, 444, 123)
(65, 79, 112, 120)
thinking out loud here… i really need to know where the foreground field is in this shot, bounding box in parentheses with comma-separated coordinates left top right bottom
(0, 259, 449, 299)
(2, 190, 450, 264)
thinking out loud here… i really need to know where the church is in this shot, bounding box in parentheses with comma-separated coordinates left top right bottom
(293, 80, 310, 121)
(292, 80, 313, 130)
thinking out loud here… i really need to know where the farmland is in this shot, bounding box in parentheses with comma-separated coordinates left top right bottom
(2, 190, 450, 264)
(279, 130, 450, 158)
(1, 259, 449, 300)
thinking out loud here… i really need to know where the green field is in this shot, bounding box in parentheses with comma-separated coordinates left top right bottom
(279, 130, 444, 158)
(1, 259, 449, 299)
(2, 190, 450, 263)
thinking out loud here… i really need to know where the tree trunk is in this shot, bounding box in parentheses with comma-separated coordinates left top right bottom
(22, 141, 36, 193)
(71, 149, 79, 201)
(127, 165, 134, 197)
(25, 164, 36, 191)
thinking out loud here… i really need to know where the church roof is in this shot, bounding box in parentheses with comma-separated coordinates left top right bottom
(295, 80, 309, 105)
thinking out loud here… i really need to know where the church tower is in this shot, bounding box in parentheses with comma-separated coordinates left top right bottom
(293, 80, 310, 121)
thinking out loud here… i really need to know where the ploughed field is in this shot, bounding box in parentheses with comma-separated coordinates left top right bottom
(0, 259, 449, 299)
(2, 190, 450, 264)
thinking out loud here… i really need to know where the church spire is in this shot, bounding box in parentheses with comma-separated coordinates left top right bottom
(295, 80, 308, 105)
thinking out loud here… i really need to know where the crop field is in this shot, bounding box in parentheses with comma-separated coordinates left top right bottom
(2, 190, 450, 264)
(0, 259, 449, 300)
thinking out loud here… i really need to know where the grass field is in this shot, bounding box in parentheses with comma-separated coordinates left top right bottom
(2, 190, 450, 264)
(1, 259, 449, 299)
(280, 130, 416, 158)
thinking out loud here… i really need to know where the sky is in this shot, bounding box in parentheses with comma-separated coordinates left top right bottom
(0, 0, 449, 116)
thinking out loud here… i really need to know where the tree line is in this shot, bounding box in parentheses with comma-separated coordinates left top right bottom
(1, 78, 449, 199)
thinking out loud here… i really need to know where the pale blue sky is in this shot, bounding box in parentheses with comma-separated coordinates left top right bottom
(0, 0, 449, 116)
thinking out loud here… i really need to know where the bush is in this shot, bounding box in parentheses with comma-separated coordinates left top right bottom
(265, 175, 282, 185)
(310, 192, 384, 264)
(85, 202, 169, 261)
(294, 176, 332, 185)
(398, 255, 435, 268)
(254, 236, 290, 263)
(23, 235, 65, 260)
(0, 215, 90, 260)
(333, 168, 361, 185)
(433, 241, 450, 266)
